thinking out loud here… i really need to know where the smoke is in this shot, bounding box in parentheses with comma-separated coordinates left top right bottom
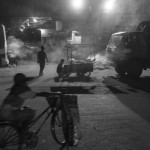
(114, 0, 148, 31)
(47, 46, 65, 63)
(88, 52, 112, 70)
(7, 36, 38, 59)
(91, 0, 147, 35)
(71, 46, 94, 60)
(7, 36, 24, 57)
(46, 44, 94, 63)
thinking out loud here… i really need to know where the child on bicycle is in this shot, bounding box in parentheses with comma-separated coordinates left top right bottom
(0, 73, 46, 126)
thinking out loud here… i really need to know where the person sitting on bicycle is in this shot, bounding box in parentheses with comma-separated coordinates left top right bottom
(0, 73, 45, 126)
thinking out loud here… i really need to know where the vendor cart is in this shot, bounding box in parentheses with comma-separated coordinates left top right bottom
(63, 44, 95, 77)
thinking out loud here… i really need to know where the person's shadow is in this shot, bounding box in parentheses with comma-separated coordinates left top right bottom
(54, 76, 92, 82)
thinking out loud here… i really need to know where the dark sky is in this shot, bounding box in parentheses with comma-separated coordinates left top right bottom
(0, 0, 125, 18)
(0, 0, 64, 27)
(0, 0, 91, 26)
(0, 0, 149, 27)
(0, 0, 63, 18)
(0, 0, 148, 18)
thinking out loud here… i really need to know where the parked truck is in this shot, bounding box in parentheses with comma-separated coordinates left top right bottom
(106, 21, 150, 78)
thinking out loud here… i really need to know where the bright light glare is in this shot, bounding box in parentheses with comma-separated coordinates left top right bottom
(33, 18, 37, 23)
(103, 0, 116, 13)
(20, 28, 24, 32)
(71, 0, 84, 10)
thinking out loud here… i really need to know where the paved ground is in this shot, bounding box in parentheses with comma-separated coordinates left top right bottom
(0, 62, 150, 150)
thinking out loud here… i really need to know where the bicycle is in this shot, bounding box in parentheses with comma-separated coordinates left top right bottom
(0, 92, 69, 150)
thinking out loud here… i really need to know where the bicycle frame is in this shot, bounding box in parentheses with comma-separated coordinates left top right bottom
(21, 92, 63, 136)
(23, 105, 56, 136)
(0, 92, 73, 150)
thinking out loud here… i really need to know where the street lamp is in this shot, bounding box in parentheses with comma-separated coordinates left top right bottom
(103, 0, 116, 13)
(71, 0, 84, 11)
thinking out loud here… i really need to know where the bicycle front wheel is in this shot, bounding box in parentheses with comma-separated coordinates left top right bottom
(0, 122, 20, 150)
(51, 109, 66, 145)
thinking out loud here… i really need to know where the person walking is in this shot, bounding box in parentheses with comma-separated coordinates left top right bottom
(37, 46, 48, 77)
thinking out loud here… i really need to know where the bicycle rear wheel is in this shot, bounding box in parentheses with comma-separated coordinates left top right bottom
(0, 122, 20, 150)
(51, 109, 66, 145)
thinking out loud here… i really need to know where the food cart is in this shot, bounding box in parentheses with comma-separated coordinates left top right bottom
(63, 44, 95, 77)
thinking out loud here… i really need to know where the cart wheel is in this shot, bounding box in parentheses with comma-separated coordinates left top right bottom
(76, 73, 84, 78)
(0, 122, 20, 150)
(76, 72, 91, 77)
(64, 73, 70, 78)
(51, 109, 66, 145)
(84, 72, 91, 77)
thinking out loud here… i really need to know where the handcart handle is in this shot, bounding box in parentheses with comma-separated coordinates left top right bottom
(36, 91, 63, 97)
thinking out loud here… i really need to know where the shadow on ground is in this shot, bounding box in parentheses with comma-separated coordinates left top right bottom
(94, 66, 111, 70)
(112, 75, 150, 93)
(103, 75, 150, 123)
(50, 86, 95, 94)
(0, 76, 39, 86)
(54, 76, 94, 82)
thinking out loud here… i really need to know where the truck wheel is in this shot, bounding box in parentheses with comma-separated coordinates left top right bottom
(76, 72, 84, 78)
(64, 73, 70, 78)
(84, 72, 91, 77)
(115, 65, 126, 76)
(127, 61, 143, 78)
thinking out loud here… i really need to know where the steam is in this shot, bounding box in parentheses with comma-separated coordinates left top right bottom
(7, 36, 24, 57)
(88, 53, 112, 70)
(7, 36, 38, 58)
(47, 46, 65, 63)
(94, 53, 108, 64)
(91, 0, 146, 36)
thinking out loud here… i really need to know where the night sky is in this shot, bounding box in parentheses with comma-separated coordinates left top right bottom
(0, 0, 149, 28)
(0, 0, 148, 18)
(0, 0, 62, 17)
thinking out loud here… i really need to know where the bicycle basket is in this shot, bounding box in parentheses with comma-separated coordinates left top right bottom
(46, 95, 61, 109)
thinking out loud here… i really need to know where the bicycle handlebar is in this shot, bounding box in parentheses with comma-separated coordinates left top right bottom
(36, 92, 64, 108)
